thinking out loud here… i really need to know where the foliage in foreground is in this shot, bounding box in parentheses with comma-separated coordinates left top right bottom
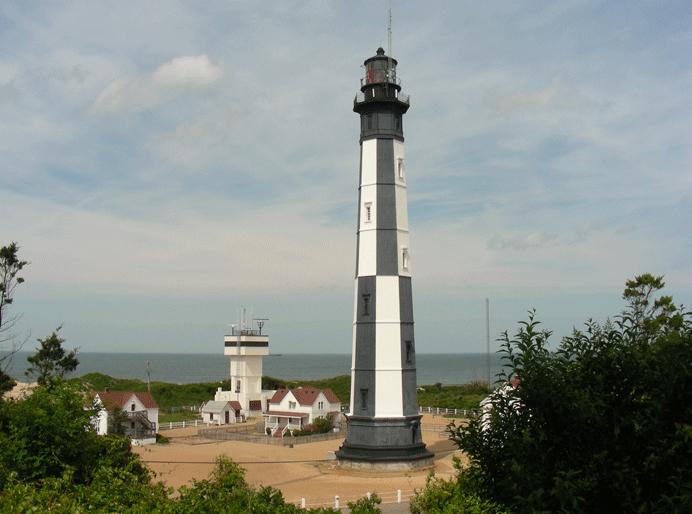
(0, 381, 380, 513)
(0, 241, 28, 395)
(410, 460, 510, 514)
(0, 382, 147, 489)
(433, 274, 692, 514)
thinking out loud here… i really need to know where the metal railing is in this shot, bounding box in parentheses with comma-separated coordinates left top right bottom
(354, 91, 410, 105)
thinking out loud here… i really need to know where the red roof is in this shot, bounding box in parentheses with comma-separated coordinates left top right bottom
(322, 388, 340, 404)
(264, 410, 309, 418)
(269, 388, 290, 404)
(292, 387, 321, 406)
(95, 391, 158, 410)
(268, 386, 341, 407)
(229, 401, 242, 411)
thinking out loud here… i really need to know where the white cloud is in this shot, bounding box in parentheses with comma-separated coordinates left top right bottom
(90, 54, 222, 114)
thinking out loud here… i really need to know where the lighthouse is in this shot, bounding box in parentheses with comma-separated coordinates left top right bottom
(337, 48, 432, 468)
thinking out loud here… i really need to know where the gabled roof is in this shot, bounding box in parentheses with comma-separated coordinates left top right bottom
(268, 386, 341, 407)
(95, 391, 158, 410)
(321, 388, 340, 404)
(202, 400, 244, 413)
(202, 400, 230, 413)
(292, 386, 321, 406)
(270, 388, 290, 404)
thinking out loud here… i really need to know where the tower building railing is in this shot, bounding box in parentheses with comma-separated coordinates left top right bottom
(354, 91, 410, 105)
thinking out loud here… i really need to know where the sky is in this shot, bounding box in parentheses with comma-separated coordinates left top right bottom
(1, 1, 690, 355)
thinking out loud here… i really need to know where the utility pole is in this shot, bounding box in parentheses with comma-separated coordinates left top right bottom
(485, 298, 491, 387)
(145, 361, 151, 393)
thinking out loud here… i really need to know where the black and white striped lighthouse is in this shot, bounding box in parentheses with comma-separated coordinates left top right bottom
(337, 48, 432, 468)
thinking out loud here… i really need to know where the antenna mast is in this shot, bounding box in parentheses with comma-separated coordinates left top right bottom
(387, 5, 393, 84)
(485, 298, 491, 387)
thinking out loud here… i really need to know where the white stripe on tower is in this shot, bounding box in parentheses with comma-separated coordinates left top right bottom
(375, 275, 403, 416)
(357, 139, 378, 277)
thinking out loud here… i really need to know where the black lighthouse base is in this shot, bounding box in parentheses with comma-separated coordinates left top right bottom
(336, 414, 434, 470)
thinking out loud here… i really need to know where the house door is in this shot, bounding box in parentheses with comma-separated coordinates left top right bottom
(235, 409, 241, 420)
(225, 411, 230, 424)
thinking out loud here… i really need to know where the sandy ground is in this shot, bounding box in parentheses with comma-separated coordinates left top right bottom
(3, 381, 37, 400)
(135, 415, 464, 508)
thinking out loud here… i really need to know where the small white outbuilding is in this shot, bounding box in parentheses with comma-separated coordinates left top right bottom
(201, 400, 243, 425)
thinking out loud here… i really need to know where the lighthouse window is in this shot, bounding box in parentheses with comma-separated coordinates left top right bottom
(395, 115, 401, 130)
(362, 294, 371, 316)
(367, 114, 373, 129)
(397, 158, 405, 179)
(364, 202, 372, 223)
(406, 341, 413, 363)
(360, 389, 368, 410)
(402, 248, 409, 271)
(236, 380, 241, 393)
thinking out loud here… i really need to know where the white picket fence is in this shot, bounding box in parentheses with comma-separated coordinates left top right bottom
(419, 406, 478, 417)
(294, 488, 415, 509)
(160, 420, 201, 430)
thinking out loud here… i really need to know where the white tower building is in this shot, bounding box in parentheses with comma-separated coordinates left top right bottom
(214, 316, 271, 415)
(336, 48, 432, 468)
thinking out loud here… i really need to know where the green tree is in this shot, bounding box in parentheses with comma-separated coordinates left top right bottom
(0, 242, 28, 395)
(107, 405, 130, 436)
(0, 381, 147, 489)
(25, 328, 79, 388)
(440, 274, 692, 514)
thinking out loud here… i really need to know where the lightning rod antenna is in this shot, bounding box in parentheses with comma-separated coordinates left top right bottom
(387, 4, 392, 78)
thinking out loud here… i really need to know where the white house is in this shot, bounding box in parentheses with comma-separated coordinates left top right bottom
(201, 400, 243, 425)
(93, 391, 159, 445)
(263, 386, 341, 437)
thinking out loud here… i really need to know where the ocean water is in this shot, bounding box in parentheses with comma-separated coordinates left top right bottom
(4, 351, 505, 386)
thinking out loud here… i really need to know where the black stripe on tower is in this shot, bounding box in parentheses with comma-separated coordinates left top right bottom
(359, 110, 405, 142)
(353, 275, 376, 417)
(375, 139, 399, 276)
(399, 277, 418, 416)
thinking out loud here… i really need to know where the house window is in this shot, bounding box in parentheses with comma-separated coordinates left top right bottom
(364, 202, 372, 223)
(236, 380, 241, 393)
(397, 158, 405, 179)
(210, 413, 214, 420)
(318, 401, 324, 410)
(362, 294, 371, 316)
(289, 401, 296, 410)
(360, 389, 368, 410)
(406, 341, 413, 364)
(402, 248, 409, 271)
(130, 422, 135, 429)
(131, 403, 135, 412)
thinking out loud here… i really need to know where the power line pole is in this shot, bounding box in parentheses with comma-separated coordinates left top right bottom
(485, 298, 491, 387)
(145, 361, 151, 393)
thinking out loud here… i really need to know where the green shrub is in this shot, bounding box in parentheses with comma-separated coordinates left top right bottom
(444, 275, 692, 514)
(347, 492, 382, 513)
